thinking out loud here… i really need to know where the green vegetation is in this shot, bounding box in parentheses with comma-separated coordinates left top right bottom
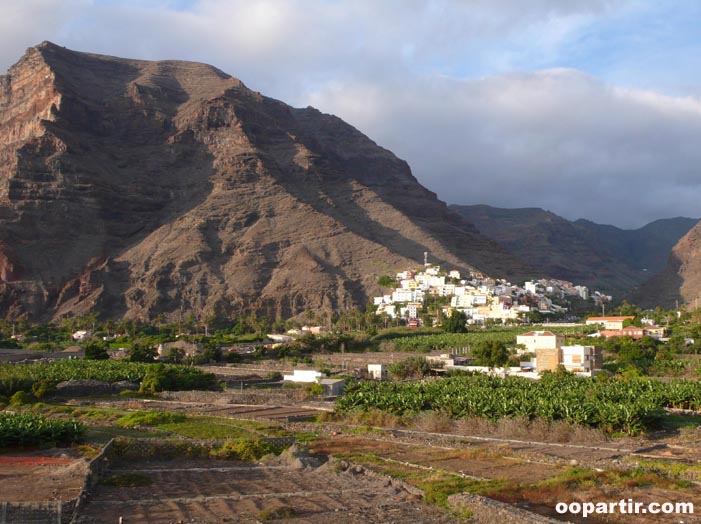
(116, 410, 186, 427)
(377, 275, 397, 288)
(84, 340, 110, 360)
(388, 356, 431, 380)
(138, 363, 217, 393)
(211, 436, 278, 461)
(471, 340, 509, 367)
(337, 371, 701, 434)
(380, 325, 589, 353)
(0, 360, 217, 396)
(443, 310, 468, 333)
(0, 412, 84, 447)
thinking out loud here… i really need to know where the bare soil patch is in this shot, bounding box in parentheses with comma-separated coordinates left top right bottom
(0, 448, 88, 502)
(76, 457, 454, 524)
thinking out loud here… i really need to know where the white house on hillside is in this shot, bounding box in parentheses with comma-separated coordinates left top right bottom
(516, 330, 564, 355)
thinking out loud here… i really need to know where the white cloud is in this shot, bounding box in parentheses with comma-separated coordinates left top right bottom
(306, 69, 701, 228)
(1, 0, 698, 228)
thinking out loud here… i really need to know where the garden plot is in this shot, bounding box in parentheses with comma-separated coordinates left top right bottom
(0, 449, 88, 502)
(75, 457, 454, 524)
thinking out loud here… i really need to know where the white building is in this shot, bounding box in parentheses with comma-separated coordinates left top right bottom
(72, 330, 91, 341)
(574, 285, 589, 300)
(516, 330, 564, 354)
(368, 364, 387, 380)
(560, 345, 602, 373)
(283, 370, 325, 383)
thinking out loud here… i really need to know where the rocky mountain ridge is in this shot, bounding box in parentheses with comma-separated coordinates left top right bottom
(0, 42, 527, 321)
(631, 222, 701, 308)
(450, 204, 697, 297)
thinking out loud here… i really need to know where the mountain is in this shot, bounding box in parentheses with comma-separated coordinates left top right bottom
(450, 204, 697, 296)
(0, 42, 528, 321)
(631, 222, 701, 308)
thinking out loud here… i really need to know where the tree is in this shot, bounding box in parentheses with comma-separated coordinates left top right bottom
(388, 356, 430, 380)
(168, 347, 185, 364)
(129, 342, 157, 363)
(84, 340, 109, 360)
(443, 310, 467, 333)
(472, 340, 509, 368)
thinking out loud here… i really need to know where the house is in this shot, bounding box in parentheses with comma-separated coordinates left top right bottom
(267, 334, 296, 343)
(107, 348, 130, 360)
(157, 340, 203, 358)
(368, 364, 388, 380)
(406, 302, 422, 319)
(301, 326, 326, 335)
(535, 348, 561, 373)
(283, 369, 325, 383)
(585, 316, 635, 330)
(524, 281, 538, 294)
(516, 330, 564, 355)
(72, 330, 91, 341)
(601, 326, 645, 339)
(560, 345, 603, 373)
(319, 378, 345, 396)
(535, 345, 603, 374)
(644, 325, 666, 338)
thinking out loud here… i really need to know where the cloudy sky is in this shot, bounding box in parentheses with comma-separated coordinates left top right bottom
(2, 0, 701, 228)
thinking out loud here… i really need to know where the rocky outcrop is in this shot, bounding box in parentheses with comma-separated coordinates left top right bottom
(0, 42, 528, 321)
(632, 221, 701, 308)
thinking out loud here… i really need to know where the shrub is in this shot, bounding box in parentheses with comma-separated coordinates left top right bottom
(304, 382, 324, 397)
(116, 410, 186, 427)
(9, 390, 34, 406)
(388, 356, 430, 380)
(257, 505, 295, 521)
(84, 340, 110, 360)
(129, 343, 157, 363)
(211, 437, 275, 461)
(31, 379, 56, 399)
(139, 364, 217, 394)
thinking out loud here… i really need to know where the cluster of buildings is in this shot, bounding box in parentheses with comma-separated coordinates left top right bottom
(584, 316, 666, 340)
(515, 330, 603, 375)
(373, 262, 606, 325)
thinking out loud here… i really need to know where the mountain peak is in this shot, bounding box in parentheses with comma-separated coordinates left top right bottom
(0, 45, 526, 321)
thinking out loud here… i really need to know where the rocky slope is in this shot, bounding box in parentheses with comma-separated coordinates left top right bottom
(451, 204, 697, 296)
(631, 222, 701, 308)
(0, 42, 527, 321)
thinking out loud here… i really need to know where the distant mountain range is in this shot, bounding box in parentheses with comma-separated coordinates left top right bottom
(450, 204, 698, 298)
(0, 42, 528, 321)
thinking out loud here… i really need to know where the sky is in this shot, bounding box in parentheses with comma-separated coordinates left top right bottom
(2, 0, 701, 228)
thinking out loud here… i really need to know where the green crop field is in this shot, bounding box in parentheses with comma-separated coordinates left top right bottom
(337, 373, 701, 434)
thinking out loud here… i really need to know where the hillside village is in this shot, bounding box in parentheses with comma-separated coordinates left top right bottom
(373, 257, 610, 325)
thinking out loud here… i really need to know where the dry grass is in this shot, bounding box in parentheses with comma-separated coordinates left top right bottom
(344, 408, 405, 429)
(455, 416, 607, 444)
(410, 412, 456, 433)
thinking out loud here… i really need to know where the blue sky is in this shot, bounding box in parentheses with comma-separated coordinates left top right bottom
(2, 0, 701, 228)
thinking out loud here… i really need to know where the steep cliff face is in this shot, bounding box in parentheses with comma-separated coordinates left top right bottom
(632, 221, 701, 308)
(0, 42, 527, 321)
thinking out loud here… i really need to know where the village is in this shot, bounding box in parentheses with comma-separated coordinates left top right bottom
(372, 255, 608, 325)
